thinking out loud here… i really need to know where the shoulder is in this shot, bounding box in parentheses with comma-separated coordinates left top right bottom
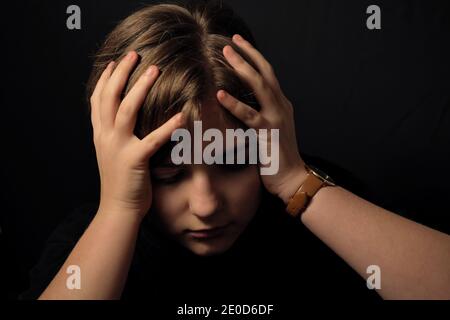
(19, 201, 99, 300)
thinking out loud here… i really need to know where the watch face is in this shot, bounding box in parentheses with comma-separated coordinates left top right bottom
(308, 165, 336, 186)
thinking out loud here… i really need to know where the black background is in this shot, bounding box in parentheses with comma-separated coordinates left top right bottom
(1, 0, 449, 300)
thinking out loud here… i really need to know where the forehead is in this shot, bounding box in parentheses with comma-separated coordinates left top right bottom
(151, 94, 247, 166)
(199, 94, 242, 131)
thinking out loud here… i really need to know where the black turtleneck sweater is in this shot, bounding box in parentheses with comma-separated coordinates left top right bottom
(19, 192, 380, 302)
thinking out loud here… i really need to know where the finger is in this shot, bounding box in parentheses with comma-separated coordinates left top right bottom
(100, 51, 139, 131)
(91, 61, 115, 105)
(223, 45, 274, 108)
(90, 61, 114, 133)
(115, 65, 159, 136)
(216, 90, 265, 129)
(232, 34, 281, 92)
(139, 113, 186, 160)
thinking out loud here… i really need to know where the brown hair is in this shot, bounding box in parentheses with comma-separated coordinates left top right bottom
(86, 0, 261, 159)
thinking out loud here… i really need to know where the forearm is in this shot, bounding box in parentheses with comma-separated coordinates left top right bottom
(299, 185, 450, 299)
(39, 207, 142, 300)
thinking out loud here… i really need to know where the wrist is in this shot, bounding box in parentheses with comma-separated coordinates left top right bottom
(97, 202, 147, 225)
(279, 163, 309, 205)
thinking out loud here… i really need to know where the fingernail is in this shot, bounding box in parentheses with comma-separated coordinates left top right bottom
(224, 45, 237, 58)
(176, 112, 185, 124)
(234, 34, 244, 42)
(107, 61, 115, 69)
(218, 90, 227, 99)
(127, 51, 135, 60)
(145, 65, 156, 76)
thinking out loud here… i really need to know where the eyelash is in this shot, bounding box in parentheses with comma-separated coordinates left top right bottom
(152, 163, 250, 185)
(221, 162, 250, 171)
(152, 170, 185, 185)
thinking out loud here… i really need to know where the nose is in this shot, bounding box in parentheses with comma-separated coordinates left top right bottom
(188, 169, 221, 219)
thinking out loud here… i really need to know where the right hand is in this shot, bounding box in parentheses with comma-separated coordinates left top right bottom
(90, 51, 185, 219)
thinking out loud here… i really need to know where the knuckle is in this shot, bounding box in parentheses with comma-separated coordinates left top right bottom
(152, 139, 162, 150)
(272, 116, 284, 128)
(256, 75, 267, 91)
(285, 98, 294, 114)
(145, 135, 160, 150)
(245, 108, 258, 121)
(230, 97, 240, 110)
(101, 85, 117, 102)
(118, 104, 133, 119)
(234, 54, 246, 67)
(265, 62, 275, 74)
(133, 81, 151, 99)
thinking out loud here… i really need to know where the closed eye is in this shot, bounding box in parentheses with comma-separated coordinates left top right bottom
(152, 166, 186, 184)
(219, 162, 251, 172)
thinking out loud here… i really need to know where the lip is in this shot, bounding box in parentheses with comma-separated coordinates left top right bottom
(186, 223, 231, 240)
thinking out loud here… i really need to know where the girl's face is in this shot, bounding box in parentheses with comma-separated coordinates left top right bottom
(151, 98, 262, 256)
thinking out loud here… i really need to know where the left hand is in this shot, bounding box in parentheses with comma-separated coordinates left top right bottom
(217, 34, 308, 204)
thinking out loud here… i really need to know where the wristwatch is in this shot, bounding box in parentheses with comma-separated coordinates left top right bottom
(286, 164, 336, 218)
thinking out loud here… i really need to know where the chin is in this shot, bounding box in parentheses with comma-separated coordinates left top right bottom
(187, 237, 236, 256)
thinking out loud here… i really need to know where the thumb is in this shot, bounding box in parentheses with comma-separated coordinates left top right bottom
(139, 112, 185, 161)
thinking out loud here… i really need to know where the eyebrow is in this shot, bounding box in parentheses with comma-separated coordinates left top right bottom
(220, 140, 250, 159)
(155, 161, 181, 168)
(155, 140, 250, 167)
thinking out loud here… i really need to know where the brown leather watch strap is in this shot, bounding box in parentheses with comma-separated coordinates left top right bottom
(286, 168, 326, 218)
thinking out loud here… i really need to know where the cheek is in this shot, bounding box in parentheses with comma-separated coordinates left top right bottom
(151, 185, 187, 233)
(222, 166, 261, 222)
